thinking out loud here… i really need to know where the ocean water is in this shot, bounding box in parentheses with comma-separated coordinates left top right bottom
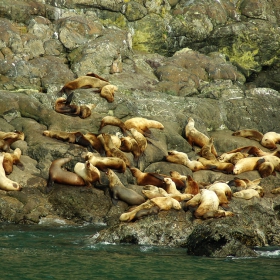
(1, 223, 280, 280)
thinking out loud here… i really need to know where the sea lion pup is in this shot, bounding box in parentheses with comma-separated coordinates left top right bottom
(98, 116, 127, 134)
(46, 157, 85, 193)
(0, 131, 25, 152)
(233, 187, 264, 200)
(261, 132, 280, 150)
(133, 206, 160, 221)
(85, 152, 126, 173)
(58, 75, 110, 97)
(184, 189, 234, 219)
(101, 133, 131, 167)
(124, 117, 164, 137)
(197, 157, 234, 174)
(130, 167, 185, 190)
(106, 169, 145, 206)
(99, 85, 118, 103)
(0, 154, 22, 191)
(206, 182, 232, 207)
(184, 175, 200, 195)
(43, 130, 95, 152)
(166, 150, 215, 172)
(3, 148, 24, 174)
(74, 161, 101, 187)
(184, 117, 217, 156)
(232, 129, 264, 141)
(198, 137, 217, 161)
(54, 93, 96, 119)
(233, 156, 263, 175)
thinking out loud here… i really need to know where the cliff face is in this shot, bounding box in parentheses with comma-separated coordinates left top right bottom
(0, 0, 280, 257)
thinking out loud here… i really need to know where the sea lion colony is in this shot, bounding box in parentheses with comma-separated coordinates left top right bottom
(1, 74, 280, 223)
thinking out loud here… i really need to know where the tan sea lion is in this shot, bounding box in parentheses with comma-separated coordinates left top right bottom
(184, 117, 217, 156)
(197, 157, 234, 174)
(124, 117, 164, 137)
(106, 169, 145, 206)
(227, 177, 262, 192)
(120, 136, 141, 160)
(163, 177, 181, 195)
(207, 182, 232, 207)
(58, 75, 110, 96)
(43, 130, 96, 152)
(129, 128, 148, 155)
(271, 187, 280, 194)
(233, 157, 263, 175)
(133, 206, 160, 221)
(85, 152, 126, 173)
(198, 137, 217, 161)
(0, 154, 22, 191)
(184, 175, 200, 195)
(218, 152, 249, 165)
(83, 133, 104, 153)
(99, 116, 127, 134)
(151, 196, 182, 210)
(0, 131, 25, 152)
(99, 85, 118, 103)
(233, 188, 263, 199)
(46, 157, 85, 193)
(142, 186, 168, 199)
(232, 129, 264, 141)
(169, 171, 187, 185)
(257, 160, 275, 178)
(101, 133, 131, 167)
(3, 148, 24, 174)
(261, 155, 280, 172)
(166, 150, 215, 172)
(54, 94, 95, 119)
(261, 132, 280, 150)
(74, 161, 101, 187)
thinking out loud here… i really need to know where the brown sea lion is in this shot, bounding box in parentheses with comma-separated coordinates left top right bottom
(58, 75, 110, 96)
(257, 160, 275, 178)
(106, 169, 145, 206)
(197, 157, 234, 174)
(184, 175, 200, 195)
(185, 117, 217, 156)
(46, 157, 85, 193)
(54, 93, 95, 119)
(0, 131, 25, 152)
(3, 148, 24, 174)
(85, 152, 126, 173)
(0, 154, 22, 191)
(198, 137, 217, 161)
(101, 133, 131, 167)
(169, 171, 187, 185)
(99, 85, 118, 103)
(124, 117, 164, 137)
(261, 132, 280, 150)
(218, 152, 249, 165)
(130, 167, 185, 190)
(74, 161, 101, 187)
(83, 133, 104, 153)
(120, 135, 141, 160)
(233, 157, 264, 175)
(166, 150, 215, 172)
(98, 116, 127, 134)
(43, 130, 95, 152)
(232, 129, 264, 141)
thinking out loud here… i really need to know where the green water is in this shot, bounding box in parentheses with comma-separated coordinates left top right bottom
(0, 223, 279, 280)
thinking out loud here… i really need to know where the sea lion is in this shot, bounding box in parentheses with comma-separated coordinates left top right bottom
(106, 169, 145, 206)
(166, 150, 215, 172)
(184, 117, 217, 156)
(163, 177, 181, 195)
(101, 133, 131, 167)
(120, 136, 141, 160)
(197, 157, 234, 174)
(142, 187, 167, 199)
(261, 132, 280, 150)
(271, 187, 280, 194)
(227, 177, 262, 192)
(43, 130, 95, 152)
(0, 154, 22, 191)
(151, 196, 182, 210)
(233, 157, 263, 175)
(218, 152, 249, 165)
(58, 75, 110, 96)
(184, 175, 200, 195)
(130, 167, 185, 190)
(3, 148, 24, 174)
(207, 182, 232, 207)
(110, 53, 122, 74)
(169, 171, 187, 185)
(54, 94, 95, 119)
(133, 206, 160, 221)
(124, 117, 164, 137)
(261, 155, 280, 172)
(198, 137, 217, 161)
(233, 188, 263, 199)
(232, 129, 264, 141)
(99, 116, 127, 134)
(46, 157, 85, 193)
(85, 152, 126, 173)
(0, 131, 25, 152)
(83, 133, 104, 153)
(99, 85, 118, 103)
(257, 160, 275, 178)
(74, 161, 101, 187)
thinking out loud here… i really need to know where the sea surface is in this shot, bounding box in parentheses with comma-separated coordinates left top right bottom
(1, 222, 280, 280)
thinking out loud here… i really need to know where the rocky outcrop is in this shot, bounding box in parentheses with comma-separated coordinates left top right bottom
(0, 0, 280, 257)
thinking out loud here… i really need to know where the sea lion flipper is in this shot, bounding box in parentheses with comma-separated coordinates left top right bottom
(66, 92, 74, 105)
(111, 197, 118, 205)
(150, 173, 165, 181)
